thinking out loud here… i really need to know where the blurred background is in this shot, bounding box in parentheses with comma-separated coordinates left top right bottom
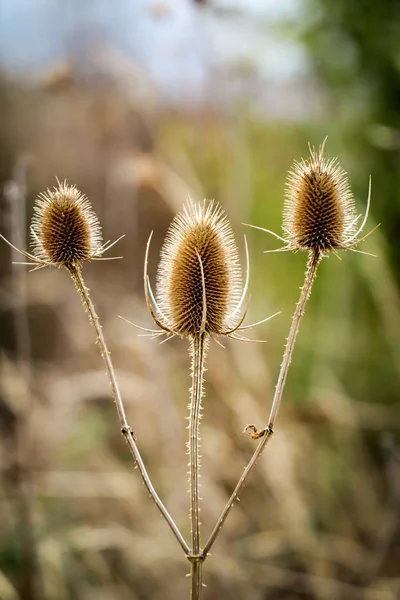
(1, 0, 400, 599)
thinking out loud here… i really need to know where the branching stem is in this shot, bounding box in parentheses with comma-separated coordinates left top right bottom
(68, 264, 190, 555)
(202, 249, 321, 556)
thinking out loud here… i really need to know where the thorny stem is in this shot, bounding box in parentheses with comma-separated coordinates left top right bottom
(202, 249, 321, 557)
(190, 560, 203, 600)
(68, 265, 190, 556)
(268, 249, 321, 428)
(188, 333, 206, 599)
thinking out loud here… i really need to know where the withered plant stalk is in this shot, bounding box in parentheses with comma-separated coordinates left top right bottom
(202, 249, 321, 556)
(268, 249, 321, 427)
(1, 181, 191, 581)
(188, 333, 207, 599)
(2, 144, 373, 599)
(68, 264, 190, 555)
(143, 200, 250, 598)
(203, 140, 372, 557)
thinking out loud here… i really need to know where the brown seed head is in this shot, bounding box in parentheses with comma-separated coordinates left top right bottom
(284, 141, 357, 253)
(31, 181, 103, 267)
(156, 200, 243, 338)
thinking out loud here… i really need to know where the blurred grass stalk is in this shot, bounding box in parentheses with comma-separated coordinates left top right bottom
(3, 157, 44, 599)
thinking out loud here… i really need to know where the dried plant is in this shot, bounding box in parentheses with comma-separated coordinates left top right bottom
(0, 141, 376, 600)
(202, 141, 375, 557)
(244, 139, 375, 434)
(0, 180, 190, 556)
(156, 200, 243, 338)
(31, 182, 104, 267)
(1, 181, 117, 270)
(284, 141, 362, 253)
(127, 200, 274, 598)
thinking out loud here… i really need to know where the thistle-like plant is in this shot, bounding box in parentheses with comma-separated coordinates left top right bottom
(244, 139, 375, 435)
(124, 200, 275, 598)
(0, 143, 376, 599)
(283, 141, 370, 254)
(0, 180, 190, 555)
(200, 141, 376, 562)
(0, 180, 122, 270)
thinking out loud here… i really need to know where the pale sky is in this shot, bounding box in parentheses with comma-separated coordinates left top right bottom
(0, 0, 307, 102)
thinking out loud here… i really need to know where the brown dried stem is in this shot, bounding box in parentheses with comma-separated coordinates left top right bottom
(68, 264, 190, 555)
(202, 248, 321, 557)
(188, 333, 207, 599)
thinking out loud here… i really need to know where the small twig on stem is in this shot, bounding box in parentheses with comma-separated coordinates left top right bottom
(68, 264, 189, 555)
(202, 249, 321, 556)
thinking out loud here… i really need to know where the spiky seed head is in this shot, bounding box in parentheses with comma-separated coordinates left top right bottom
(31, 181, 103, 267)
(156, 200, 243, 338)
(284, 142, 358, 253)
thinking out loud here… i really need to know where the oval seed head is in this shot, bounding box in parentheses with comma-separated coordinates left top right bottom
(156, 200, 243, 338)
(284, 141, 358, 253)
(31, 181, 103, 267)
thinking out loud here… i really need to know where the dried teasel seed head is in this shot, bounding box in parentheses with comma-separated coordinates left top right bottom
(156, 200, 243, 338)
(284, 141, 358, 253)
(31, 181, 103, 267)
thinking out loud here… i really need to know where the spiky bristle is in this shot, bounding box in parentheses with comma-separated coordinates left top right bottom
(31, 181, 103, 267)
(156, 200, 242, 338)
(284, 142, 357, 253)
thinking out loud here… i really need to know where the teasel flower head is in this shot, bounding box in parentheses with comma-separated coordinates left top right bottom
(247, 139, 374, 259)
(242, 141, 376, 442)
(31, 181, 103, 267)
(157, 200, 244, 338)
(0, 180, 123, 272)
(129, 199, 278, 343)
